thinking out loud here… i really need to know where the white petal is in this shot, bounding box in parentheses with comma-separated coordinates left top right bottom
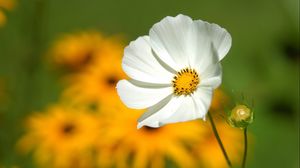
(158, 96, 200, 125)
(200, 63, 222, 89)
(137, 96, 184, 129)
(116, 80, 172, 109)
(122, 36, 174, 84)
(193, 20, 232, 62)
(148, 14, 231, 74)
(192, 42, 219, 75)
(192, 87, 214, 119)
(208, 23, 232, 61)
(138, 86, 213, 128)
(149, 14, 194, 71)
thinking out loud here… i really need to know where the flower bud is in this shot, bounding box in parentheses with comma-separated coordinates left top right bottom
(228, 104, 253, 129)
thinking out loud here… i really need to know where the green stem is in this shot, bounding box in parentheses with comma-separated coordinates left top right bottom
(207, 112, 232, 168)
(24, 0, 47, 111)
(242, 128, 248, 168)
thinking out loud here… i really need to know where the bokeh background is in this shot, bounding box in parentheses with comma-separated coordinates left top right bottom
(0, 0, 299, 168)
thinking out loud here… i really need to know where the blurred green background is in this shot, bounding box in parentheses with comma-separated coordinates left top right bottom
(0, 0, 299, 167)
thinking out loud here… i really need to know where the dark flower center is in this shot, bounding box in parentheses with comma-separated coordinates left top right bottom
(80, 52, 93, 66)
(62, 122, 76, 135)
(106, 76, 118, 86)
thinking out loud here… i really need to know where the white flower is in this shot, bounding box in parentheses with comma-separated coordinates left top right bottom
(116, 14, 232, 129)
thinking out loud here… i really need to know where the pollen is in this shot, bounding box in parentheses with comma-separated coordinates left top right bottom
(172, 68, 200, 96)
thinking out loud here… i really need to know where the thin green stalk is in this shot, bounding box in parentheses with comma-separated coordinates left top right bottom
(24, 0, 47, 111)
(242, 128, 248, 168)
(207, 112, 232, 168)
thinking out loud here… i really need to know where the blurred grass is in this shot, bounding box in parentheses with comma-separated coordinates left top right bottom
(0, 0, 299, 167)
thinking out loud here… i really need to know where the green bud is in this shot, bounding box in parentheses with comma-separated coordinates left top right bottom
(228, 104, 253, 129)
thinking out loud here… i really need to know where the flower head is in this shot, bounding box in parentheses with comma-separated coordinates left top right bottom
(62, 37, 126, 105)
(96, 101, 203, 168)
(228, 104, 253, 129)
(49, 32, 103, 71)
(17, 105, 100, 168)
(117, 14, 232, 128)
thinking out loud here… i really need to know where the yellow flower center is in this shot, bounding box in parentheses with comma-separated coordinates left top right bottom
(172, 68, 200, 96)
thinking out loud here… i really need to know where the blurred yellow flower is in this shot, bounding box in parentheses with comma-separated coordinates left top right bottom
(96, 101, 203, 168)
(0, 0, 16, 27)
(193, 121, 243, 168)
(49, 31, 125, 73)
(49, 32, 104, 71)
(0, 0, 16, 10)
(0, 10, 6, 27)
(62, 38, 126, 105)
(210, 88, 229, 112)
(17, 105, 100, 168)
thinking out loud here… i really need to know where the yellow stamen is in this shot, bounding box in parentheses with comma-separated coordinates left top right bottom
(172, 68, 200, 96)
